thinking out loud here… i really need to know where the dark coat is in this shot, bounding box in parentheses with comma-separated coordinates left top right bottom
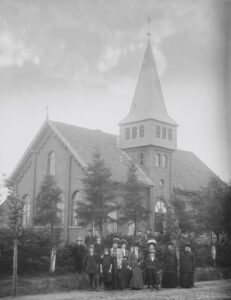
(84, 253, 98, 274)
(163, 251, 178, 273)
(180, 252, 195, 273)
(73, 244, 87, 272)
(102, 255, 113, 283)
(146, 257, 161, 270)
(94, 242, 103, 259)
(162, 251, 178, 288)
(180, 251, 195, 288)
(84, 235, 96, 247)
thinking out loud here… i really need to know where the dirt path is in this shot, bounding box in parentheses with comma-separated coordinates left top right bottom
(3, 279, 231, 300)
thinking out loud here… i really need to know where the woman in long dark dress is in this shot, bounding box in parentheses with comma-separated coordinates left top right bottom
(73, 237, 87, 274)
(129, 243, 144, 289)
(162, 244, 178, 288)
(110, 238, 123, 290)
(120, 239, 131, 289)
(180, 246, 195, 288)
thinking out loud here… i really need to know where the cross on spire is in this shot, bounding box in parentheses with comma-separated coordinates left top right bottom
(46, 106, 49, 120)
(147, 15, 152, 38)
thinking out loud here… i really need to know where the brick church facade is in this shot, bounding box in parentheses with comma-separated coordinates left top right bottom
(8, 39, 220, 243)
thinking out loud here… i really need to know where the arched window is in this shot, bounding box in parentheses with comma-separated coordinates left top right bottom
(159, 179, 164, 187)
(128, 222, 135, 236)
(162, 154, 167, 168)
(71, 191, 81, 226)
(107, 205, 118, 233)
(22, 194, 30, 227)
(155, 153, 161, 168)
(56, 193, 64, 225)
(48, 151, 55, 175)
(155, 200, 167, 233)
(138, 152, 144, 166)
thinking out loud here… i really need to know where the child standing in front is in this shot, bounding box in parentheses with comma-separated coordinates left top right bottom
(84, 244, 99, 291)
(146, 250, 161, 290)
(101, 246, 113, 290)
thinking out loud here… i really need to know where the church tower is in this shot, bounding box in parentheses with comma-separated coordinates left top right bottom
(119, 36, 177, 232)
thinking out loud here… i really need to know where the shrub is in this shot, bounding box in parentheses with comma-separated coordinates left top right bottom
(55, 243, 75, 274)
(217, 239, 231, 267)
(0, 227, 14, 276)
(0, 227, 51, 276)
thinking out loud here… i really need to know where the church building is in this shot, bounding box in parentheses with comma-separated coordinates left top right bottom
(8, 38, 220, 243)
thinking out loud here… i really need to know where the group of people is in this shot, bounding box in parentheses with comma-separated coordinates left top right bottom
(72, 229, 195, 292)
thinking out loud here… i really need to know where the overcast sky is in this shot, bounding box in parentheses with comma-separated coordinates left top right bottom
(0, 0, 229, 182)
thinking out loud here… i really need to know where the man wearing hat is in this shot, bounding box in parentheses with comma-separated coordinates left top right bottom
(73, 237, 86, 274)
(110, 238, 123, 289)
(120, 239, 130, 288)
(84, 244, 99, 291)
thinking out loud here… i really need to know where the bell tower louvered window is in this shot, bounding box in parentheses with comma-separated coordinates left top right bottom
(162, 127, 167, 139)
(125, 128, 130, 140)
(156, 125, 161, 138)
(139, 125, 144, 137)
(132, 126, 137, 139)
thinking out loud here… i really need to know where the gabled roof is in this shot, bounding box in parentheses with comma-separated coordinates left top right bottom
(51, 121, 219, 191)
(9, 120, 152, 186)
(172, 149, 220, 191)
(9, 119, 220, 191)
(120, 40, 176, 126)
(51, 121, 153, 186)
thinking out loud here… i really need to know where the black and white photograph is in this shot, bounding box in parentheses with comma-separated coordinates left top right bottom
(0, 0, 231, 299)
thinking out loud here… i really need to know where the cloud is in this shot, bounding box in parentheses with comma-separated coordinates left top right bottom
(98, 45, 121, 72)
(0, 32, 39, 67)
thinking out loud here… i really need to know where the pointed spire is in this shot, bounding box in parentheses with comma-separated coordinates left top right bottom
(120, 39, 176, 125)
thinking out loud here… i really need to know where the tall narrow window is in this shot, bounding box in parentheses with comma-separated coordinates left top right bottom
(162, 154, 167, 168)
(168, 128, 172, 141)
(159, 179, 164, 187)
(155, 153, 160, 167)
(132, 126, 137, 139)
(22, 194, 30, 227)
(48, 151, 55, 175)
(57, 194, 64, 225)
(107, 209, 118, 233)
(128, 222, 135, 235)
(155, 200, 167, 233)
(138, 153, 144, 165)
(71, 191, 81, 226)
(139, 125, 144, 137)
(156, 125, 161, 138)
(162, 127, 167, 139)
(125, 128, 130, 140)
